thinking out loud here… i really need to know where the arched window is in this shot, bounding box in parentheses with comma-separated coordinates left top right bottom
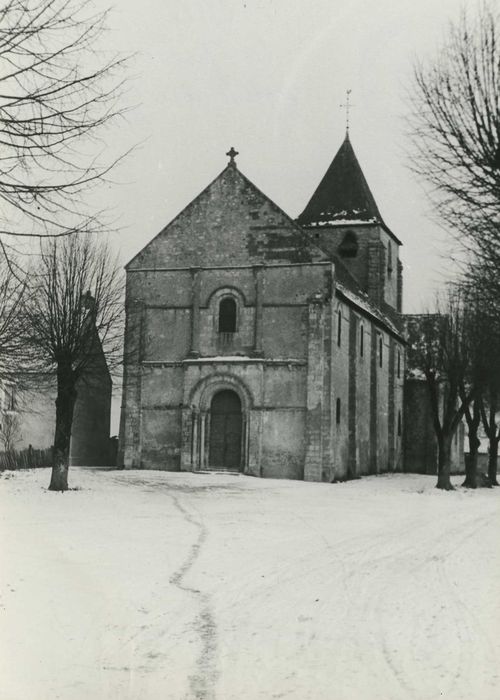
(397, 350, 401, 378)
(218, 297, 237, 333)
(397, 410, 402, 437)
(336, 397, 341, 425)
(387, 242, 393, 276)
(337, 308, 342, 347)
(360, 324, 364, 358)
(378, 333, 383, 368)
(339, 230, 358, 258)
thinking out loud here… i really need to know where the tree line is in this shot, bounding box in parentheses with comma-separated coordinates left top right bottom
(406, 289, 500, 491)
(0, 0, 128, 491)
(407, 2, 500, 490)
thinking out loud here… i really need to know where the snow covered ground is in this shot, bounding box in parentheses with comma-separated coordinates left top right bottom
(1, 468, 499, 700)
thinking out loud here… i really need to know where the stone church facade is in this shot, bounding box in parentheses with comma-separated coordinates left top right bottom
(119, 135, 407, 481)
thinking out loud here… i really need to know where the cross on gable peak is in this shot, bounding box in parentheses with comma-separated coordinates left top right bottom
(226, 146, 239, 165)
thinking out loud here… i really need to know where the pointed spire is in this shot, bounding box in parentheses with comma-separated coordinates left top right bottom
(297, 135, 384, 227)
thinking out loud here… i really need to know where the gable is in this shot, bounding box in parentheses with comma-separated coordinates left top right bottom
(127, 165, 326, 270)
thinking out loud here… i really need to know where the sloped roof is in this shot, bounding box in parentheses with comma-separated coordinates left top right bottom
(297, 134, 401, 244)
(332, 254, 404, 339)
(127, 161, 326, 270)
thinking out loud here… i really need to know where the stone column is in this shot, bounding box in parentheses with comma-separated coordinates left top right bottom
(253, 265, 264, 356)
(397, 259, 403, 312)
(180, 406, 194, 471)
(370, 323, 379, 474)
(348, 309, 358, 477)
(388, 339, 396, 471)
(189, 267, 201, 357)
(119, 300, 145, 468)
(304, 296, 325, 482)
(200, 410, 209, 470)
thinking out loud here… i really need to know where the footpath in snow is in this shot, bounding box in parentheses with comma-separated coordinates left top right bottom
(1, 468, 499, 700)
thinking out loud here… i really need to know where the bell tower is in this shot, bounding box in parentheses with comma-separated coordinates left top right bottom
(297, 133, 403, 312)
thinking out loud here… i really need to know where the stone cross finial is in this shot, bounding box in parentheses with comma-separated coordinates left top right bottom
(226, 146, 239, 165)
(340, 89, 354, 135)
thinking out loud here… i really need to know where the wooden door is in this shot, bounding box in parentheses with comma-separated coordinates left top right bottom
(208, 390, 242, 470)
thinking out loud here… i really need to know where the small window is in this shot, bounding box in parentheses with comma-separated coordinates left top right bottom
(378, 334, 383, 368)
(360, 324, 364, 358)
(387, 242, 393, 276)
(397, 350, 401, 378)
(218, 297, 237, 333)
(336, 398, 341, 425)
(339, 230, 358, 258)
(397, 410, 402, 437)
(337, 309, 342, 347)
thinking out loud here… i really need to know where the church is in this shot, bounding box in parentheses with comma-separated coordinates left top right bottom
(118, 132, 409, 481)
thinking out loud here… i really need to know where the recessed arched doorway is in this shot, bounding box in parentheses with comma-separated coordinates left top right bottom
(208, 390, 242, 470)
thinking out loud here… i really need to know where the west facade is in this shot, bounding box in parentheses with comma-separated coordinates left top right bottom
(119, 136, 406, 481)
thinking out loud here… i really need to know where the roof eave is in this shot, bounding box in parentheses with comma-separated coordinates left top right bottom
(299, 219, 402, 246)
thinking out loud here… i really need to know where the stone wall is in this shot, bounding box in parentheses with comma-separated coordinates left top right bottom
(6, 364, 112, 467)
(120, 262, 334, 479)
(120, 255, 405, 480)
(304, 224, 401, 311)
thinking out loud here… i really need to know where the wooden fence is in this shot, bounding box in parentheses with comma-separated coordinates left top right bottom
(0, 447, 52, 470)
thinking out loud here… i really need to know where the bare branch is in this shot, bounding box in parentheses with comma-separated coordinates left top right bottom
(0, 0, 131, 255)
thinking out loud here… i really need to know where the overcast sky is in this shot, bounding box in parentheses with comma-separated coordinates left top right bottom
(99, 0, 482, 313)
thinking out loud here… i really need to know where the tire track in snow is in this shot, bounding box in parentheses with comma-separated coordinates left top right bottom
(169, 494, 218, 700)
(361, 511, 494, 700)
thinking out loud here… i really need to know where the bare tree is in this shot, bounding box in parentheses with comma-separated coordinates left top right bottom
(0, 260, 27, 377)
(406, 292, 474, 490)
(408, 4, 500, 486)
(0, 412, 21, 454)
(480, 394, 500, 486)
(477, 317, 500, 485)
(408, 2, 500, 262)
(461, 399, 482, 488)
(457, 289, 488, 488)
(0, 0, 128, 260)
(24, 235, 123, 491)
(460, 267, 500, 486)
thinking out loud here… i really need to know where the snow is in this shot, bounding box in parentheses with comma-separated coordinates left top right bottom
(336, 282, 400, 335)
(310, 218, 378, 226)
(182, 356, 304, 364)
(1, 468, 500, 700)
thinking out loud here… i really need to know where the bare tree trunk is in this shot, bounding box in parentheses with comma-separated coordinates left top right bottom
(488, 437, 499, 486)
(49, 363, 77, 492)
(463, 400, 481, 488)
(436, 432, 454, 490)
(463, 434, 480, 488)
(480, 389, 499, 487)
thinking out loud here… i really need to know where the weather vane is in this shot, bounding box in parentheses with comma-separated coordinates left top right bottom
(340, 89, 354, 135)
